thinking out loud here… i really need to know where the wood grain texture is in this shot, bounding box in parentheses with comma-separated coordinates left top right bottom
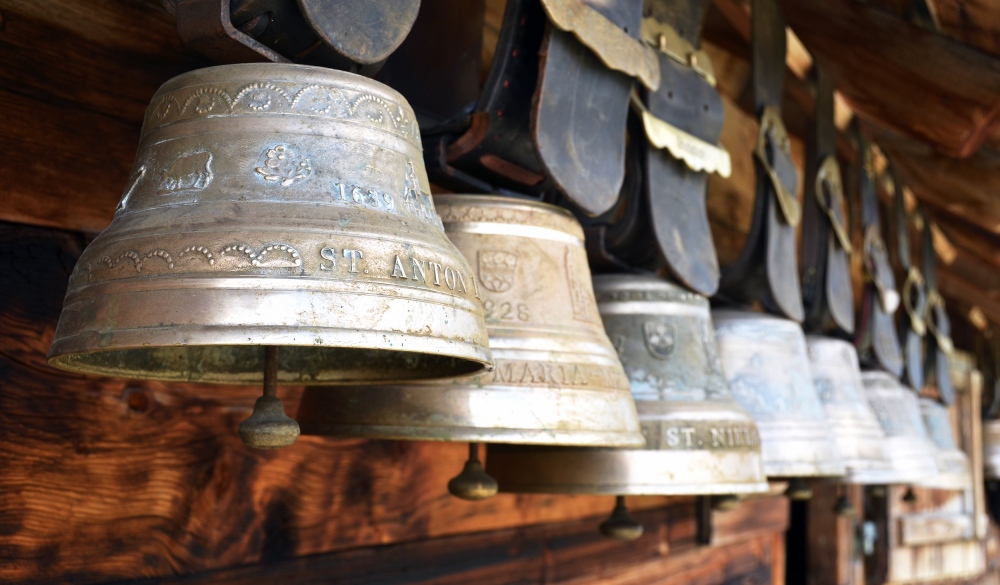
(0, 0, 208, 234)
(131, 499, 786, 585)
(780, 0, 1000, 158)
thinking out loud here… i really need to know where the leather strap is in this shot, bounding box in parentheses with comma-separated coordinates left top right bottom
(801, 64, 853, 334)
(578, 0, 725, 295)
(921, 210, 955, 404)
(717, 0, 803, 321)
(852, 127, 903, 375)
(892, 168, 927, 391)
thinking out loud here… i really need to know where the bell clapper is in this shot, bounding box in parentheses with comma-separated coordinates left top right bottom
(448, 442, 499, 501)
(238, 345, 300, 449)
(833, 488, 857, 518)
(902, 486, 917, 503)
(599, 495, 644, 541)
(712, 494, 741, 511)
(785, 477, 813, 501)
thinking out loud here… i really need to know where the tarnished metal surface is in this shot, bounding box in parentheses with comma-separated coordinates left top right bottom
(861, 371, 940, 484)
(48, 64, 493, 384)
(487, 276, 768, 495)
(296, 195, 644, 447)
(805, 336, 891, 484)
(918, 398, 972, 490)
(712, 310, 844, 478)
(984, 419, 1000, 481)
(540, 0, 660, 91)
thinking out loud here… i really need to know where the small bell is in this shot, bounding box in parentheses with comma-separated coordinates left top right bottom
(486, 276, 769, 536)
(917, 398, 972, 490)
(861, 372, 939, 484)
(902, 486, 918, 503)
(805, 336, 892, 484)
(295, 196, 645, 497)
(712, 310, 846, 488)
(47, 64, 494, 448)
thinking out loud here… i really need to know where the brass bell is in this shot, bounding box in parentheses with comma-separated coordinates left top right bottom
(295, 195, 645, 496)
(861, 371, 939, 484)
(486, 276, 769, 500)
(47, 64, 494, 448)
(805, 336, 892, 484)
(712, 310, 845, 485)
(917, 398, 972, 490)
(985, 419, 1000, 481)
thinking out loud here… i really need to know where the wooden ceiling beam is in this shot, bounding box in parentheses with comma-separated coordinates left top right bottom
(779, 0, 1000, 158)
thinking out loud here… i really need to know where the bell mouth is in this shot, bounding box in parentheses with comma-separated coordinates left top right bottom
(48, 343, 488, 385)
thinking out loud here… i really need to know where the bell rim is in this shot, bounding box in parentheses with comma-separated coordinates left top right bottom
(47, 327, 493, 385)
(485, 446, 770, 495)
(298, 423, 647, 448)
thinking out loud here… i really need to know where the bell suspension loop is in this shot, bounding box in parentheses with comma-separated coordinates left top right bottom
(447, 442, 498, 501)
(238, 346, 300, 449)
(599, 495, 643, 541)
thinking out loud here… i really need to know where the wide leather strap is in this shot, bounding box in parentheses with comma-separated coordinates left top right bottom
(921, 210, 955, 405)
(717, 0, 803, 321)
(638, 0, 726, 295)
(533, 0, 645, 216)
(892, 167, 927, 392)
(852, 128, 903, 375)
(801, 64, 853, 334)
(423, 0, 651, 216)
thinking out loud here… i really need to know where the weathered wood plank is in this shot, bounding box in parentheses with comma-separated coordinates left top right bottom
(0, 0, 207, 234)
(131, 500, 785, 585)
(780, 0, 1000, 157)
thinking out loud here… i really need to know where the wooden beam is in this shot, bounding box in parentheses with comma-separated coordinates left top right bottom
(133, 498, 787, 585)
(780, 0, 1000, 157)
(0, 0, 207, 234)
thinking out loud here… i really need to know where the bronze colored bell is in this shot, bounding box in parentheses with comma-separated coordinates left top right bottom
(861, 371, 939, 484)
(295, 195, 645, 495)
(712, 310, 845, 480)
(47, 64, 493, 448)
(805, 336, 892, 484)
(985, 419, 1000, 481)
(918, 397, 972, 490)
(486, 276, 769, 497)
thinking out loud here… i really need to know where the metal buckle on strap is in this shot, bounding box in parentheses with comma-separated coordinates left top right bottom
(863, 225, 899, 313)
(902, 266, 927, 336)
(926, 290, 954, 354)
(540, 0, 661, 91)
(815, 156, 852, 254)
(754, 106, 801, 226)
(630, 92, 732, 177)
(640, 17, 716, 85)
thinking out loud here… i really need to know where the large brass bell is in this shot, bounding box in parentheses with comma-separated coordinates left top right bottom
(861, 371, 939, 483)
(295, 195, 645, 497)
(712, 310, 845, 491)
(487, 276, 770, 533)
(917, 398, 972, 490)
(805, 336, 892, 484)
(47, 64, 493, 448)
